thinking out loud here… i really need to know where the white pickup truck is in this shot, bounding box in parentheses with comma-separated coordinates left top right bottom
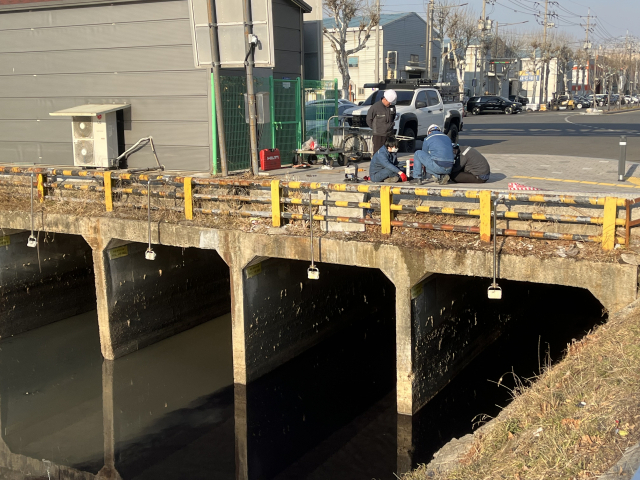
(344, 85, 464, 152)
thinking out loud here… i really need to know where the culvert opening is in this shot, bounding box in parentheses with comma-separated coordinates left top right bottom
(409, 277, 607, 468)
(103, 241, 231, 357)
(242, 260, 397, 479)
(0, 232, 95, 337)
(0, 241, 235, 476)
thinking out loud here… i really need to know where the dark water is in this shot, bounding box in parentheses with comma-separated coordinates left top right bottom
(0, 280, 605, 479)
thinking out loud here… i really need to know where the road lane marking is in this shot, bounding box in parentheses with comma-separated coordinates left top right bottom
(512, 175, 640, 188)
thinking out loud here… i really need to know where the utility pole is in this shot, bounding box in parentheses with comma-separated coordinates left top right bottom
(375, 0, 380, 83)
(242, 0, 259, 175)
(581, 9, 594, 100)
(540, 0, 548, 105)
(479, 0, 487, 94)
(426, 0, 434, 80)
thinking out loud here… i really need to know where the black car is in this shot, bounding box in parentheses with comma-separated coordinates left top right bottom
(508, 95, 529, 106)
(573, 97, 591, 109)
(467, 96, 523, 115)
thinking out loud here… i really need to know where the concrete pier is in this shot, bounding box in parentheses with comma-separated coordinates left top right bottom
(84, 236, 231, 360)
(0, 231, 95, 338)
(0, 211, 637, 416)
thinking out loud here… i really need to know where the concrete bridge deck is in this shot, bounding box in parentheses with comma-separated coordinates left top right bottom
(0, 205, 636, 418)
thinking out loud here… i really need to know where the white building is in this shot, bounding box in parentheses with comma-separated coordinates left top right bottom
(322, 13, 434, 102)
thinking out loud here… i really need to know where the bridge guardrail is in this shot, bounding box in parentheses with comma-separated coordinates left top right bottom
(0, 166, 634, 251)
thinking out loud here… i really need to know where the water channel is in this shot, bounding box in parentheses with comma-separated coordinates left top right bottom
(0, 278, 604, 479)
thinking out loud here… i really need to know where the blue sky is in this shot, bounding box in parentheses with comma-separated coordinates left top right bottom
(379, 0, 639, 46)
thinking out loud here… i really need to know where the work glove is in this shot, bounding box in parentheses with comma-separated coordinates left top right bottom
(399, 172, 408, 182)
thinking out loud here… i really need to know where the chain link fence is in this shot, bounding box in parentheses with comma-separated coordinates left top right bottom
(215, 77, 338, 172)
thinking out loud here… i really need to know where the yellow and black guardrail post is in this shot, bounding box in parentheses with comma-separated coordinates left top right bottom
(602, 197, 617, 251)
(380, 185, 393, 234)
(479, 190, 492, 242)
(103, 172, 113, 212)
(271, 180, 281, 227)
(184, 177, 193, 220)
(36, 174, 44, 203)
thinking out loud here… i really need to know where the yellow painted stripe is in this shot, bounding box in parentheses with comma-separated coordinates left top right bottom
(513, 174, 640, 188)
(184, 177, 193, 220)
(104, 172, 113, 212)
(270, 180, 280, 227)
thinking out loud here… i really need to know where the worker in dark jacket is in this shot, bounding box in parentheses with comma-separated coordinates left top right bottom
(366, 90, 397, 154)
(450, 145, 491, 183)
(369, 136, 408, 183)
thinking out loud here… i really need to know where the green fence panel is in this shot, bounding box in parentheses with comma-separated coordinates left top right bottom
(271, 78, 302, 165)
(302, 79, 339, 148)
(216, 76, 271, 172)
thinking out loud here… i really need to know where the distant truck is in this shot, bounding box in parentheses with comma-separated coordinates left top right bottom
(343, 80, 464, 152)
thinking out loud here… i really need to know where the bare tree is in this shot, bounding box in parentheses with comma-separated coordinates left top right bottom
(433, 0, 454, 84)
(323, 0, 380, 100)
(447, 7, 476, 97)
(492, 30, 525, 96)
(524, 32, 543, 105)
(551, 32, 576, 95)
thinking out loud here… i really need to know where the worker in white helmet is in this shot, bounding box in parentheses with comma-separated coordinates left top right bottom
(411, 124, 455, 185)
(366, 89, 397, 154)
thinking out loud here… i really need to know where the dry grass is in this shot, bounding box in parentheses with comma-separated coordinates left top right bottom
(403, 300, 640, 480)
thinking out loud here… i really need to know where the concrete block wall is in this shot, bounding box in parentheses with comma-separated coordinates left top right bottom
(0, 231, 95, 337)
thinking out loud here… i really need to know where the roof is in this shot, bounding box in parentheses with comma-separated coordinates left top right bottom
(323, 12, 423, 30)
(0, 0, 313, 13)
(289, 0, 312, 14)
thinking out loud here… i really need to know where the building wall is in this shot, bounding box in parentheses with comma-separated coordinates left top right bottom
(273, 0, 304, 80)
(0, 0, 213, 171)
(383, 14, 427, 81)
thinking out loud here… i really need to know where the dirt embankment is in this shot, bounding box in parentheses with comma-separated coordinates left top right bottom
(404, 300, 640, 480)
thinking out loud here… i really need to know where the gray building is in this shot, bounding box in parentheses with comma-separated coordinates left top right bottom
(0, 0, 310, 172)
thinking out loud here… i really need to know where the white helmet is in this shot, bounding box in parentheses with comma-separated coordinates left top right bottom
(427, 124, 441, 135)
(383, 90, 397, 105)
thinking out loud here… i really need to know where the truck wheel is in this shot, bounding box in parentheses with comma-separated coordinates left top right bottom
(400, 127, 416, 153)
(505, 106, 513, 114)
(447, 124, 459, 144)
(472, 107, 481, 115)
(576, 103, 583, 109)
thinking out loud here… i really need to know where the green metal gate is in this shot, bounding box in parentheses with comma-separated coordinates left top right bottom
(269, 77, 302, 165)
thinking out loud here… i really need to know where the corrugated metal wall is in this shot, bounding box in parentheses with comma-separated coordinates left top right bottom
(272, 0, 302, 79)
(0, 0, 212, 171)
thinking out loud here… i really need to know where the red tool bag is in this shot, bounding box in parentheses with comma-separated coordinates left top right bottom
(260, 148, 281, 171)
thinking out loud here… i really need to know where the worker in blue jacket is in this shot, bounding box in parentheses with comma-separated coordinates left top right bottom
(369, 136, 408, 183)
(412, 124, 455, 185)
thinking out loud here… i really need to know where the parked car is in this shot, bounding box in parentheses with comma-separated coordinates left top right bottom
(573, 97, 591, 109)
(343, 85, 464, 151)
(467, 96, 523, 115)
(508, 95, 529, 106)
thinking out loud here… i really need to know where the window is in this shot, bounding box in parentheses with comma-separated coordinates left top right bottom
(410, 54, 419, 63)
(426, 90, 440, 107)
(415, 91, 428, 105)
(348, 57, 359, 68)
(358, 88, 365, 95)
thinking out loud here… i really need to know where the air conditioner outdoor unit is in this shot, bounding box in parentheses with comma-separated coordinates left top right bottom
(50, 104, 129, 168)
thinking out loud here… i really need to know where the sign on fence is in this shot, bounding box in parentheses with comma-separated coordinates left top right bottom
(187, 0, 275, 68)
